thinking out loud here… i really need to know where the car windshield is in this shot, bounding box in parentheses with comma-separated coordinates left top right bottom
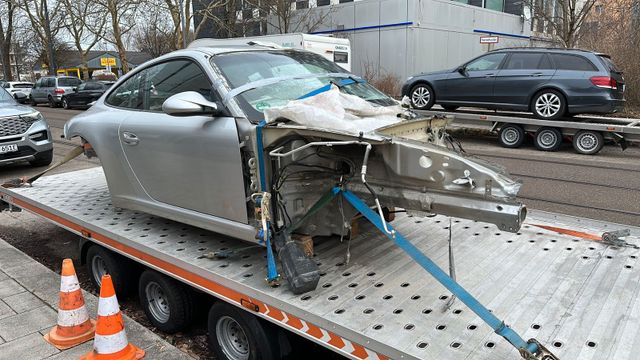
(210, 50, 396, 121)
(0, 88, 15, 103)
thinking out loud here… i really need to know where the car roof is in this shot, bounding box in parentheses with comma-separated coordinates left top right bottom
(187, 44, 292, 56)
(491, 47, 601, 55)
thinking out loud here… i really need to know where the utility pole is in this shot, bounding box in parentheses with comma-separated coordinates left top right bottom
(179, 0, 188, 48)
(43, 0, 57, 75)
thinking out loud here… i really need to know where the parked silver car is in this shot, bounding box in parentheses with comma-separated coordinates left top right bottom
(0, 87, 53, 167)
(30, 76, 83, 107)
(64, 45, 525, 292)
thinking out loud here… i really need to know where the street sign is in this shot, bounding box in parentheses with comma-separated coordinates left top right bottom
(480, 36, 499, 44)
(100, 57, 117, 66)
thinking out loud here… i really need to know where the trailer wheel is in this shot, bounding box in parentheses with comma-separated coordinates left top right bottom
(138, 269, 194, 333)
(498, 124, 525, 148)
(208, 302, 279, 360)
(534, 127, 563, 151)
(86, 245, 134, 296)
(410, 84, 435, 110)
(573, 130, 604, 155)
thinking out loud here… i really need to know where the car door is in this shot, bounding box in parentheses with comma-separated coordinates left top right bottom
(493, 52, 555, 108)
(68, 83, 86, 105)
(117, 58, 248, 223)
(441, 52, 507, 104)
(32, 78, 43, 101)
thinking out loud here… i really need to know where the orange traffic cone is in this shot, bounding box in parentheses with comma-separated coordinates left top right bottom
(44, 258, 96, 349)
(80, 275, 145, 360)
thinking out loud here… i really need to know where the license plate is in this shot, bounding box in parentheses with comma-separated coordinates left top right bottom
(0, 144, 18, 154)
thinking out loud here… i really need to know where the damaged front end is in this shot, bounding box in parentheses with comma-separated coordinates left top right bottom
(259, 119, 526, 241)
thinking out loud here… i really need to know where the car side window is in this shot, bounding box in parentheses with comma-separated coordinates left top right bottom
(141, 59, 213, 112)
(2, 83, 9, 88)
(77, 83, 86, 91)
(465, 53, 507, 71)
(504, 53, 549, 70)
(105, 71, 145, 109)
(550, 54, 597, 71)
(48, 78, 56, 87)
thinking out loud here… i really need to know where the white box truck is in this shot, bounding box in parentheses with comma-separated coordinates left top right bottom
(189, 33, 352, 71)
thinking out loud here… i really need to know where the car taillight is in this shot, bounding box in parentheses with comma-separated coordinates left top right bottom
(590, 76, 617, 89)
(54, 88, 65, 94)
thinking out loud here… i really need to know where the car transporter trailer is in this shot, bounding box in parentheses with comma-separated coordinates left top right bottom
(2, 167, 640, 359)
(418, 109, 640, 155)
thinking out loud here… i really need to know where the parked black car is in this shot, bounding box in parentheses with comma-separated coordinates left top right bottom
(61, 81, 114, 109)
(402, 48, 625, 119)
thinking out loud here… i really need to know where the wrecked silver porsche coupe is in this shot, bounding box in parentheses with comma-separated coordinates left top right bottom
(64, 44, 525, 293)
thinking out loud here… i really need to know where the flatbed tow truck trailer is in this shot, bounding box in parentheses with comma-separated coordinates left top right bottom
(417, 109, 640, 155)
(2, 167, 640, 360)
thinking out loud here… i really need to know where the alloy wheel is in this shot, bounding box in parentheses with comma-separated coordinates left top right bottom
(411, 86, 431, 108)
(535, 93, 561, 118)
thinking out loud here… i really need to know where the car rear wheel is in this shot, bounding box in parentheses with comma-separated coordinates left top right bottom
(498, 124, 525, 148)
(29, 95, 37, 106)
(534, 127, 563, 151)
(532, 90, 566, 120)
(572, 130, 604, 155)
(410, 84, 435, 110)
(62, 97, 70, 109)
(29, 149, 53, 167)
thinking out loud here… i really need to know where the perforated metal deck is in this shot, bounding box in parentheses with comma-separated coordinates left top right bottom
(2, 167, 640, 360)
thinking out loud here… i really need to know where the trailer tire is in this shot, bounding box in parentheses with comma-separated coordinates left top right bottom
(572, 130, 604, 155)
(139, 270, 194, 333)
(86, 245, 134, 296)
(534, 127, 563, 151)
(409, 83, 435, 110)
(208, 302, 279, 360)
(498, 124, 525, 148)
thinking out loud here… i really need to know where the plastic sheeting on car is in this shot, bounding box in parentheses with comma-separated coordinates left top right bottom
(263, 85, 402, 133)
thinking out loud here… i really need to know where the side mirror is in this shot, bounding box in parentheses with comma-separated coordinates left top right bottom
(162, 91, 221, 116)
(14, 92, 27, 101)
(457, 66, 467, 75)
(73, 87, 78, 92)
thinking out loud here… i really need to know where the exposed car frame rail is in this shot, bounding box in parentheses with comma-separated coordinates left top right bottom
(2, 167, 640, 359)
(417, 109, 640, 155)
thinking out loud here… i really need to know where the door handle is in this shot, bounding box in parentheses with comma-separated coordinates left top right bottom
(484, 73, 495, 78)
(122, 132, 139, 145)
(530, 72, 543, 77)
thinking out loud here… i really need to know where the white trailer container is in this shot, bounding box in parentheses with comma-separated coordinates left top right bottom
(189, 33, 352, 71)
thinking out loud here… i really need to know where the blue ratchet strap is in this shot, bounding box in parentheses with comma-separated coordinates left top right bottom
(334, 187, 539, 355)
(297, 78, 361, 100)
(256, 120, 279, 283)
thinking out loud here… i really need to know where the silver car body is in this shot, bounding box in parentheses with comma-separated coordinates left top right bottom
(0, 88, 53, 165)
(64, 46, 525, 244)
(31, 76, 83, 105)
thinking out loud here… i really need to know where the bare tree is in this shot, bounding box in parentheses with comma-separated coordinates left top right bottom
(17, 0, 63, 74)
(528, 0, 597, 47)
(92, 0, 139, 74)
(131, 7, 177, 57)
(60, 0, 107, 79)
(0, 0, 16, 80)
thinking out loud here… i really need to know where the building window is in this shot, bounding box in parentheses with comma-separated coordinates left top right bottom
(317, 0, 330, 5)
(595, 4, 604, 14)
(339, 0, 353, 3)
(485, 0, 504, 11)
(296, 0, 309, 9)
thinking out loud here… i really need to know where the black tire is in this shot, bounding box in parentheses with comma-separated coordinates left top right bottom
(534, 127, 563, 151)
(409, 83, 435, 110)
(29, 149, 53, 167)
(441, 105, 459, 111)
(48, 96, 58, 108)
(208, 302, 279, 360)
(29, 95, 37, 106)
(497, 124, 525, 148)
(62, 97, 70, 109)
(572, 130, 604, 155)
(85, 244, 135, 296)
(138, 270, 194, 333)
(531, 89, 566, 120)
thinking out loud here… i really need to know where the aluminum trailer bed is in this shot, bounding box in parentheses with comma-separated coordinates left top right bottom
(418, 109, 640, 154)
(2, 167, 640, 359)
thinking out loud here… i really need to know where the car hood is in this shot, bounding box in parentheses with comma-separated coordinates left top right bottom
(0, 103, 36, 117)
(413, 68, 453, 77)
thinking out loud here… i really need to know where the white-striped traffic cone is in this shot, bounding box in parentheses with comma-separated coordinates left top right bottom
(44, 258, 96, 349)
(80, 274, 144, 360)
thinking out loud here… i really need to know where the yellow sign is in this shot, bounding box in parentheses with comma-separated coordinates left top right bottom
(100, 57, 116, 66)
